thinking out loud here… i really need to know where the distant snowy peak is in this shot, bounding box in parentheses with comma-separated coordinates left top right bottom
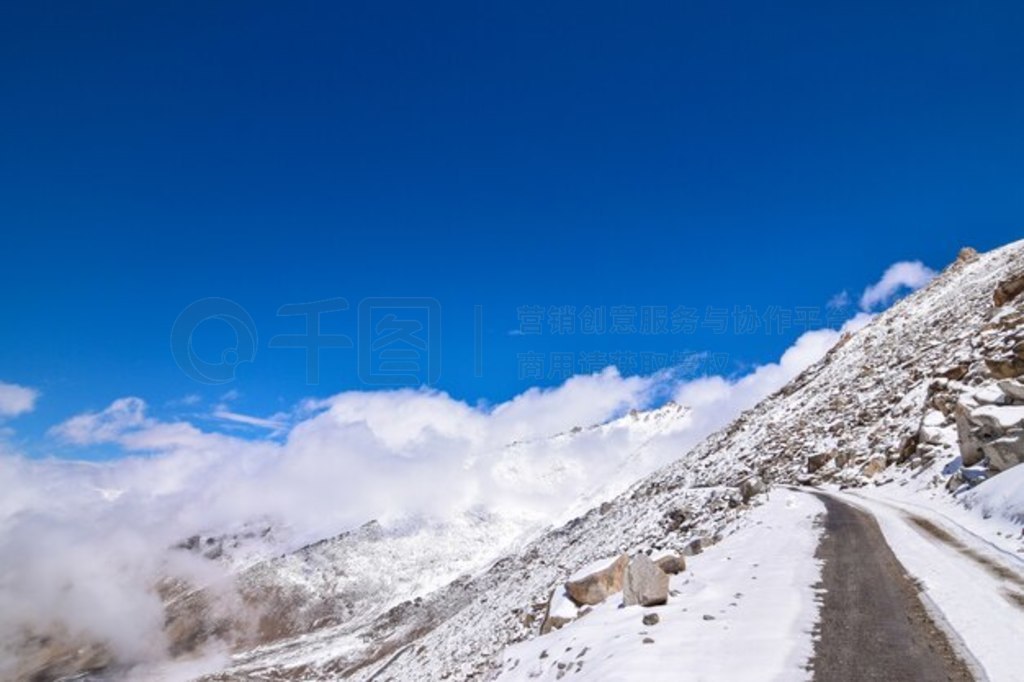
(502, 400, 692, 449)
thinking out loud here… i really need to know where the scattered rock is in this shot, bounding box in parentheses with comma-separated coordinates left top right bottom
(939, 363, 970, 381)
(663, 507, 690, 532)
(622, 554, 669, 607)
(682, 538, 703, 556)
(564, 554, 629, 607)
(642, 613, 660, 626)
(702, 614, 716, 621)
(861, 455, 887, 478)
(655, 554, 686, 575)
(806, 451, 833, 473)
(642, 637, 655, 644)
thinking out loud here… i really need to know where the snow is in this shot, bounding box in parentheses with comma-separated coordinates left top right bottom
(829, 489, 1024, 682)
(569, 556, 622, 582)
(963, 464, 1024, 525)
(971, 404, 1024, 428)
(973, 384, 1006, 405)
(496, 492, 825, 681)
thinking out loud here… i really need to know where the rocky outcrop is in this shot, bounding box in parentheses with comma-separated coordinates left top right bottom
(994, 271, 1024, 307)
(957, 246, 979, 264)
(981, 435, 1024, 472)
(563, 554, 628, 607)
(956, 401, 1024, 471)
(622, 554, 669, 607)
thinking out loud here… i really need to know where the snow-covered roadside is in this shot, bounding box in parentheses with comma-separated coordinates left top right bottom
(850, 461, 1024, 560)
(496, 492, 825, 682)
(828, 488, 1024, 682)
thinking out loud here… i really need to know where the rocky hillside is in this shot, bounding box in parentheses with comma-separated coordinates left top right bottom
(191, 239, 1024, 681)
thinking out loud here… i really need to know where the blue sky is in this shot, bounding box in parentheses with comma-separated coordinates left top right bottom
(1, 1, 1022, 454)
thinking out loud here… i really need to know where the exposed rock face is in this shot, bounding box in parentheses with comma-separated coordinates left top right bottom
(994, 271, 1024, 306)
(655, 554, 687, 575)
(563, 554, 628, 607)
(8, 635, 110, 682)
(622, 554, 669, 607)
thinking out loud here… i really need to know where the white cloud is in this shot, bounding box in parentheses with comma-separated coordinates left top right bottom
(212, 409, 287, 431)
(671, 312, 873, 441)
(859, 260, 936, 310)
(51, 397, 150, 445)
(0, 381, 39, 418)
(827, 290, 850, 310)
(171, 393, 202, 407)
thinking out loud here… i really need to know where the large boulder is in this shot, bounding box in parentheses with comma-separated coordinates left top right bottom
(655, 554, 687, 575)
(955, 402, 987, 466)
(623, 554, 669, 607)
(955, 401, 1024, 470)
(981, 435, 1024, 472)
(563, 554, 628, 607)
(738, 475, 766, 501)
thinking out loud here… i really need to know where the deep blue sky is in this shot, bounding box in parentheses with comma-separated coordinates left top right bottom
(1, 1, 1022, 447)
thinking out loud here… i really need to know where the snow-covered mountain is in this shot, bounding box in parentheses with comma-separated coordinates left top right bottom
(174, 240, 1024, 681)
(13, 241, 1024, 682)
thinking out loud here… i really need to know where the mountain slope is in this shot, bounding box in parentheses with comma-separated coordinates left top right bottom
(199, 240, 1024, 680)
